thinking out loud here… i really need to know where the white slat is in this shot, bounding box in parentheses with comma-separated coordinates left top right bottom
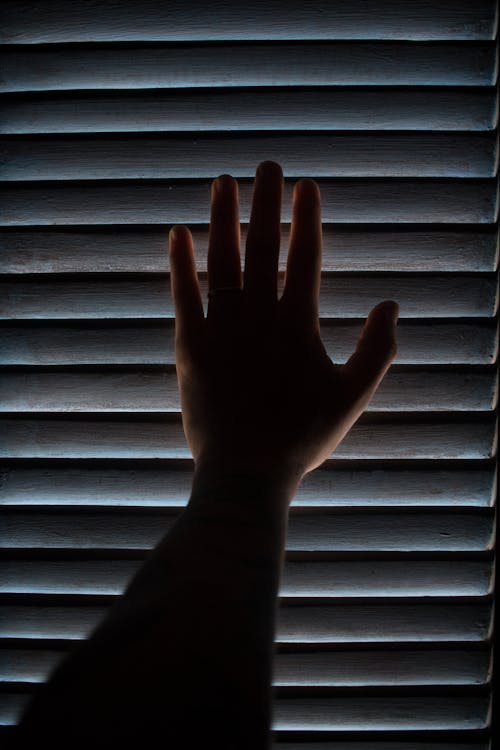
(1, 90, 495, 133)
(0, 369, 495, 412)
(0, 510, 493, 551)
(1, 179, 497, 224)
(0, 42, 495, 92)
(1, 0, 496, 741)
(0, 602, 492, 641)
(1, 227, 497, 273)
(273, 649, 492, 686)
(272, 695, 490, 731)
(0, 276, 496, 318)
(0, 647, 490, 686)
(276, 604, 493, 643)
(1, 0, 496, 42)
(1, 133, 497, 179)
(0, 321, 496, 365)
(0, 560, 493, 596)
(0, 466, 495, 508)
(0, 693, 491, 732)
(0, 417, 496, 459)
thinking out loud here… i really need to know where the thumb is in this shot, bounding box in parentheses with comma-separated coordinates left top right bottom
(341, 300, 399, 410)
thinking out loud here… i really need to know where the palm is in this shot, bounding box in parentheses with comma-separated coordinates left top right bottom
(170, 161, 398, 480)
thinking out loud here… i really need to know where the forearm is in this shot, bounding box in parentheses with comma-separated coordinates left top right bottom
(18, 462, 302, 746)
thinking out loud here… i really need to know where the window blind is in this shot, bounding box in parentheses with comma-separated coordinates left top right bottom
(0, 1, 497, 747)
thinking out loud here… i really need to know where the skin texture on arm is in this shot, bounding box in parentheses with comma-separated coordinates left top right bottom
(16, 161, 399, 747)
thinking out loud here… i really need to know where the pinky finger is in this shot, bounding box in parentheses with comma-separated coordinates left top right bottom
(169, 225, 205, 360)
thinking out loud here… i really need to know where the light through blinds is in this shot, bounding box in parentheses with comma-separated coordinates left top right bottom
(0, 1, 498, 747)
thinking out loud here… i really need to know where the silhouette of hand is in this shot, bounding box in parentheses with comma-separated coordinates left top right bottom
(169, 160, 398, 483)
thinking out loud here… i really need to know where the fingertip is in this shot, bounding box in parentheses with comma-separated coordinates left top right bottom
(170, 225, 189, 246)
(295, 178, 320, 202)
(383, 300, 399, 325)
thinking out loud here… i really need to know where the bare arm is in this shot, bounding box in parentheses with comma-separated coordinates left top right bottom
(18, 463, 299, 747)
(17, 161, 398, 746)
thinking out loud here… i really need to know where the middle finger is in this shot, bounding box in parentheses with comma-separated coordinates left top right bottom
(243, 160, 283, 306)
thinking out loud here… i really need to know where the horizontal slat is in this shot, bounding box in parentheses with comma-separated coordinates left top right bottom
(0, 602, 492, 641)
(1, 89, 496, 133)
(0, 466, 495, 508)
(0, 560, 493, 596)
(0, 694, 28, 725)
(0, 369, 495, 412)
(0, 509, 493, 551)
(272, 695, 491, 730)
(273, 649, 492, 686)
(1, 227, 498, 273)
(0, 417, 496, 459)
(0, 42, 496, 92)
(0, 649, 64, 683)
(0, 693, 491, 731)
(1, 0, 496, 42)
(0, 320, 496, 365)
(278, 605, 494, 644)
(0, 647, 490, 686)
(1, 133, 497, 179)
(2, 179, 497, 225)
(0, 275, 496, 318)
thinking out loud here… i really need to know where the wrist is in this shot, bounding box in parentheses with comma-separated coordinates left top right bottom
(190, 454, 304, 512)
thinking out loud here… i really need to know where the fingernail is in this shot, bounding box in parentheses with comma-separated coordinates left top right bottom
(257, 161, 282, 179)
(170, 225, 181, 242)
(215, 174, 233, 193)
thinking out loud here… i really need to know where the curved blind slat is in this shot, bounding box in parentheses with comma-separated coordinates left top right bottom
(1, 0, 496, 42)
(1, 89, 496, 132)
(0, 42, 496, 91)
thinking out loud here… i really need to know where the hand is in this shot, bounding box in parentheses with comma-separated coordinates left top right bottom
(169, 160, 399, 485)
